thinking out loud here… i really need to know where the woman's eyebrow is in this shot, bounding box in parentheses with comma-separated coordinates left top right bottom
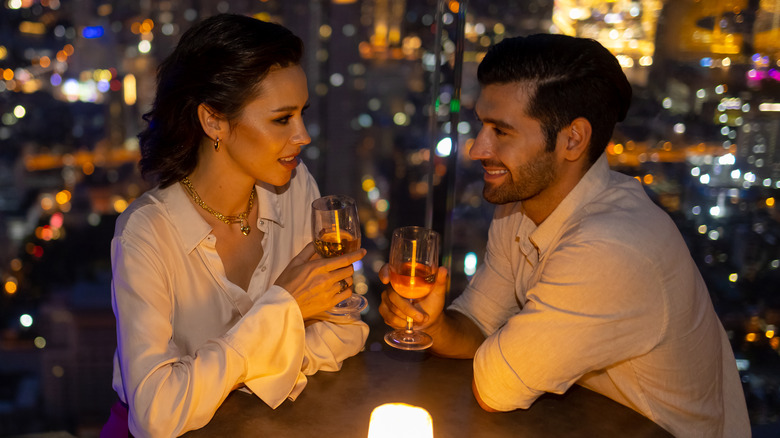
(271, 102, 310, 113)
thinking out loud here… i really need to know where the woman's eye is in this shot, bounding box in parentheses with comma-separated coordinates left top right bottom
(274, 116, 291, 124)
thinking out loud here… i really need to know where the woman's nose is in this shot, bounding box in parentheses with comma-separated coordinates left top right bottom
(293, 121, 311, 146)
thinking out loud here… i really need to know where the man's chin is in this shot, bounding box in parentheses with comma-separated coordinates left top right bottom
(482, 187, 517, 205)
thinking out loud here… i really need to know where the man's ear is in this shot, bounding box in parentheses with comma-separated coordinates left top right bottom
(197, 103, 224, 141)
(561, 117, 591, 162)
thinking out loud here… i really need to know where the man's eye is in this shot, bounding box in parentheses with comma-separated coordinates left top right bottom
(493, 127, 505, 136)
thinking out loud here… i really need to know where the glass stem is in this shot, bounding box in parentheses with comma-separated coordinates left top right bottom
(405, 316, 414, 333)
(405, 298, 416, 333)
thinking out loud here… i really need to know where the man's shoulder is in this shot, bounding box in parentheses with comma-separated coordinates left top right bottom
(559, 178, 686, 263)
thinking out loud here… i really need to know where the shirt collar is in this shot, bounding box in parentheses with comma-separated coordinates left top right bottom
(158, 182, 212, 254)
(525, 153, 611, 257)
(255, 179, 285, 228)
(158, 179, 287, 254)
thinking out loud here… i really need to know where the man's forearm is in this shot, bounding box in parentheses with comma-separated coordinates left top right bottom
(426, 309, 486, 358)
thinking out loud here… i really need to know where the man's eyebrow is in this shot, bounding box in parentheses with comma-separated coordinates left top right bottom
(479, 116, 515, 132)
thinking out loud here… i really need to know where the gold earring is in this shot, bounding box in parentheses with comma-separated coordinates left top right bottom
(214, 137, 220, 151)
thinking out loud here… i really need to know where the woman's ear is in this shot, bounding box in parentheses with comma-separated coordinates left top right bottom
(197, 103, 224, 141)
(561, 117, 592, 162)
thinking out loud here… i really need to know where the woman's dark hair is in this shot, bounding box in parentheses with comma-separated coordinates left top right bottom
(477, 34, 632, 165)
(138, 14, 303, 187)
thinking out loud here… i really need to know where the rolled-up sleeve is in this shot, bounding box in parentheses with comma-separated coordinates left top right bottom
(450, 205, 523, 336)
(473, 238, 667, 411)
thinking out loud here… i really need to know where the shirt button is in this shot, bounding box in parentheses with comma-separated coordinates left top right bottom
(261, 266, 267, 272)
(259, 220, 265, 225)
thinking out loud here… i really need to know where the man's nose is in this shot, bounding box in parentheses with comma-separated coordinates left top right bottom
(468, 130, 493, 161)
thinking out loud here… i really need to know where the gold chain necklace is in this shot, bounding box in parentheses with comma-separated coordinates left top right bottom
(180, 177, 254, 236)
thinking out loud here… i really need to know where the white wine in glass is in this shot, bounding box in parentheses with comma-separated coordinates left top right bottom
(384, 226, 440, 350)
(311, 195, 367, 315)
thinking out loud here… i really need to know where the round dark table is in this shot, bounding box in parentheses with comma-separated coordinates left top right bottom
(183, 349, 672, 437)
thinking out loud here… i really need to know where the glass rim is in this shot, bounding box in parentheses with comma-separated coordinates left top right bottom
(311, 194, 357, 211)
(392, 225, 439, 239)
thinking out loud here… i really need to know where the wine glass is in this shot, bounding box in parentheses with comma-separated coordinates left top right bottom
(384, 226, 440, 350)
(311, 195, 368, 315)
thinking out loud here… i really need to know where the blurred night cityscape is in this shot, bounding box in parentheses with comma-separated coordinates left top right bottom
(0, 0, 778, 436)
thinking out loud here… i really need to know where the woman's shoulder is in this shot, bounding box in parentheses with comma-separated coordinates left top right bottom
(113, 186, 171, 239)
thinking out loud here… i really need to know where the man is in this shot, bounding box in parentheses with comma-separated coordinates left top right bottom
(379, 34, 750, 437)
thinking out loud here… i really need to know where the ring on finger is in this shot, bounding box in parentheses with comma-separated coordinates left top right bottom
(338, 279, 349, 292)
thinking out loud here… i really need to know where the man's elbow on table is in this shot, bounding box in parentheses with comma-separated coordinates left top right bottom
(472, 378, 501, 412)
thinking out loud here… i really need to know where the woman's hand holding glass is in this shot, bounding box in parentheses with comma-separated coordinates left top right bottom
(275, 242, 366, 321)
(311, 195, 368, 315)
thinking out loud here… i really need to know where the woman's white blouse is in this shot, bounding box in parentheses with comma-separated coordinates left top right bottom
(110, 164, 368, 437)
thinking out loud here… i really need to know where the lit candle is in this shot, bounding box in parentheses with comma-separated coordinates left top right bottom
(367, 403, 433, 438)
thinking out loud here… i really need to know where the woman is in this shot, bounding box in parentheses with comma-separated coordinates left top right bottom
(106, 14, 368, 437)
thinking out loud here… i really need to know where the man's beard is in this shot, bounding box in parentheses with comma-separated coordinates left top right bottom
(482, 148, 557, 205)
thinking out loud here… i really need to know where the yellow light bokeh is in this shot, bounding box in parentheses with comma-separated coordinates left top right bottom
(767, 197, 775, 208)
(364, 219, 379, 238)
(319, 24, 332, 39)
(140, 19, 154, 34)
(4, 281, 17, 294)
(19, 21, 46, 35)
(56, 190, 72, 205)
(40, 196, 54, 211)
(643, 174, 654, 185)
(123, 74, 137, 106)
(746, 333, 757, 342)
(113, 198, 129, 214)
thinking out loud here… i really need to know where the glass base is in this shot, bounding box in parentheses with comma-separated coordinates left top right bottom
(384, 329, 433, 351)
(326, 293, 368, 316)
